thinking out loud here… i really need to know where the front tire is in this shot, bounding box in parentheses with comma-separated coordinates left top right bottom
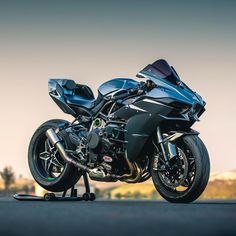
(28, 119, 83, 192)
(151, 135, 210, 203)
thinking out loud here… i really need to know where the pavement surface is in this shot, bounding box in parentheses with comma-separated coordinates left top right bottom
(0, 198, 235, 236)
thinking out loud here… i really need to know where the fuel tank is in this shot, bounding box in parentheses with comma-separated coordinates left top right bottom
(98, 78, 139, 96)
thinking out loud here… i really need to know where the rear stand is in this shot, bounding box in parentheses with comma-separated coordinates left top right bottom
(13, 173, 96, 202)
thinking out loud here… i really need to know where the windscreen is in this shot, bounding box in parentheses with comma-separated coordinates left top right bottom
(141, 59, 180, 85)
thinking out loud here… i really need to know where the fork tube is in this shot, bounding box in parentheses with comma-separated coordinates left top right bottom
(156, 127, 169, 163)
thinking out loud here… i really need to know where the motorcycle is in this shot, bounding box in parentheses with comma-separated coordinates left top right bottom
(28, 59, 210, 203)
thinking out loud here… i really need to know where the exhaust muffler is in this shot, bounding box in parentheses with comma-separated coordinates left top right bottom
(45, 128, 91, 172)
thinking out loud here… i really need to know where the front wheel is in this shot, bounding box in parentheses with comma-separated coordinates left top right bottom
(151, 135, 210, 203)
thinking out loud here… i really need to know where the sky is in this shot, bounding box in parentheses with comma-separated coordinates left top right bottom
(0, 0, 236, 177)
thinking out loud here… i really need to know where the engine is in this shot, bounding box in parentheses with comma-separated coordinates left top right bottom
(60, 119, 128, 181)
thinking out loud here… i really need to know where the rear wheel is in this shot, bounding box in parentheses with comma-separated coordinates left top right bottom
(28, 119, 83, 192)
(151, 135, 210, 203)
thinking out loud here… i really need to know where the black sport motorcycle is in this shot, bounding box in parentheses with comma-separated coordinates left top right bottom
(28, 59, 210, 203)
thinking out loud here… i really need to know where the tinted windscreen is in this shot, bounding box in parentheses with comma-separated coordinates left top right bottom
(142, 59, 180, 85)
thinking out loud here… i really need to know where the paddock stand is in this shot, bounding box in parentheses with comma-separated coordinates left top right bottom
(13, 173, 96, 202)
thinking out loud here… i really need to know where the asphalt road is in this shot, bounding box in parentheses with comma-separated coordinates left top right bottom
(0, 198, 235, 236)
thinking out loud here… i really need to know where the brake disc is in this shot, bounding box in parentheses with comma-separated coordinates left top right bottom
(158, 148, 188, 188)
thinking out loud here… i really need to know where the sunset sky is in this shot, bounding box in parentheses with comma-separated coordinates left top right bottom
(0, 0, 236, 177)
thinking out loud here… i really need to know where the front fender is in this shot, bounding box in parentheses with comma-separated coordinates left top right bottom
(159, 129, 199, 160)
(161, 129, 199, 143)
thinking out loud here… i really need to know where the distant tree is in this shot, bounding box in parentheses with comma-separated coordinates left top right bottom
(133, 191, 142, 199)
(107, 192, 111, 199)
(150, 190, 158, 200)
(0, 166, 15, 194)
(115, 192, 122, 199)
(151, 190, 162, 200)
(123, 191, 132, 199)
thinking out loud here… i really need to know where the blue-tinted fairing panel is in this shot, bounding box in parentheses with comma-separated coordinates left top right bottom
(98, 78, 139, 96)
(48, 79, 76, 116)
(49, 79, 96, 116)
(145, 82, 205, 108)
(137, 60, 205, 109)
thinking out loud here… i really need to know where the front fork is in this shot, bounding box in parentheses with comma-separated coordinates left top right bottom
(156, 127, 181, 163)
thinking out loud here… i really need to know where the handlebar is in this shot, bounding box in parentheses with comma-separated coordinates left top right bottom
(112, 85, 143, 101)
(112, 91, 130, 101)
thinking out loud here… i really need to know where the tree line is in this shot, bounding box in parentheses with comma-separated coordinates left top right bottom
(0, 166, 15, 195)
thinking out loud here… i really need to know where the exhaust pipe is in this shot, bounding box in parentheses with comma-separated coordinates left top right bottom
(45, 128, 141, 183)
(45, 128, 91, 172)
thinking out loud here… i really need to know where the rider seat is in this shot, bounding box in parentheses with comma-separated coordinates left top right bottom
(62, 80, 96, 109)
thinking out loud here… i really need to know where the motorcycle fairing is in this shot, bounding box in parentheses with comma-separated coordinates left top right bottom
(49, 78, 139, 116)
(113, 60, 206, 161)
(98, 78, 139, 96)
(123, 103, 173, 161)
(119, 85, 205, 161)
(48, 60, 206, 162)
(137, 60, 206, 109)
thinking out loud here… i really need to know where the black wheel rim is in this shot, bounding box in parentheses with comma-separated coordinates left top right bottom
(34, 132, 65, 181)
(155, 142, 196, 193)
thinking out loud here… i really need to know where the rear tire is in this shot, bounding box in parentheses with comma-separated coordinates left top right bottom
(28, 119, 83, 192)
(151, 135, 210, 203)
